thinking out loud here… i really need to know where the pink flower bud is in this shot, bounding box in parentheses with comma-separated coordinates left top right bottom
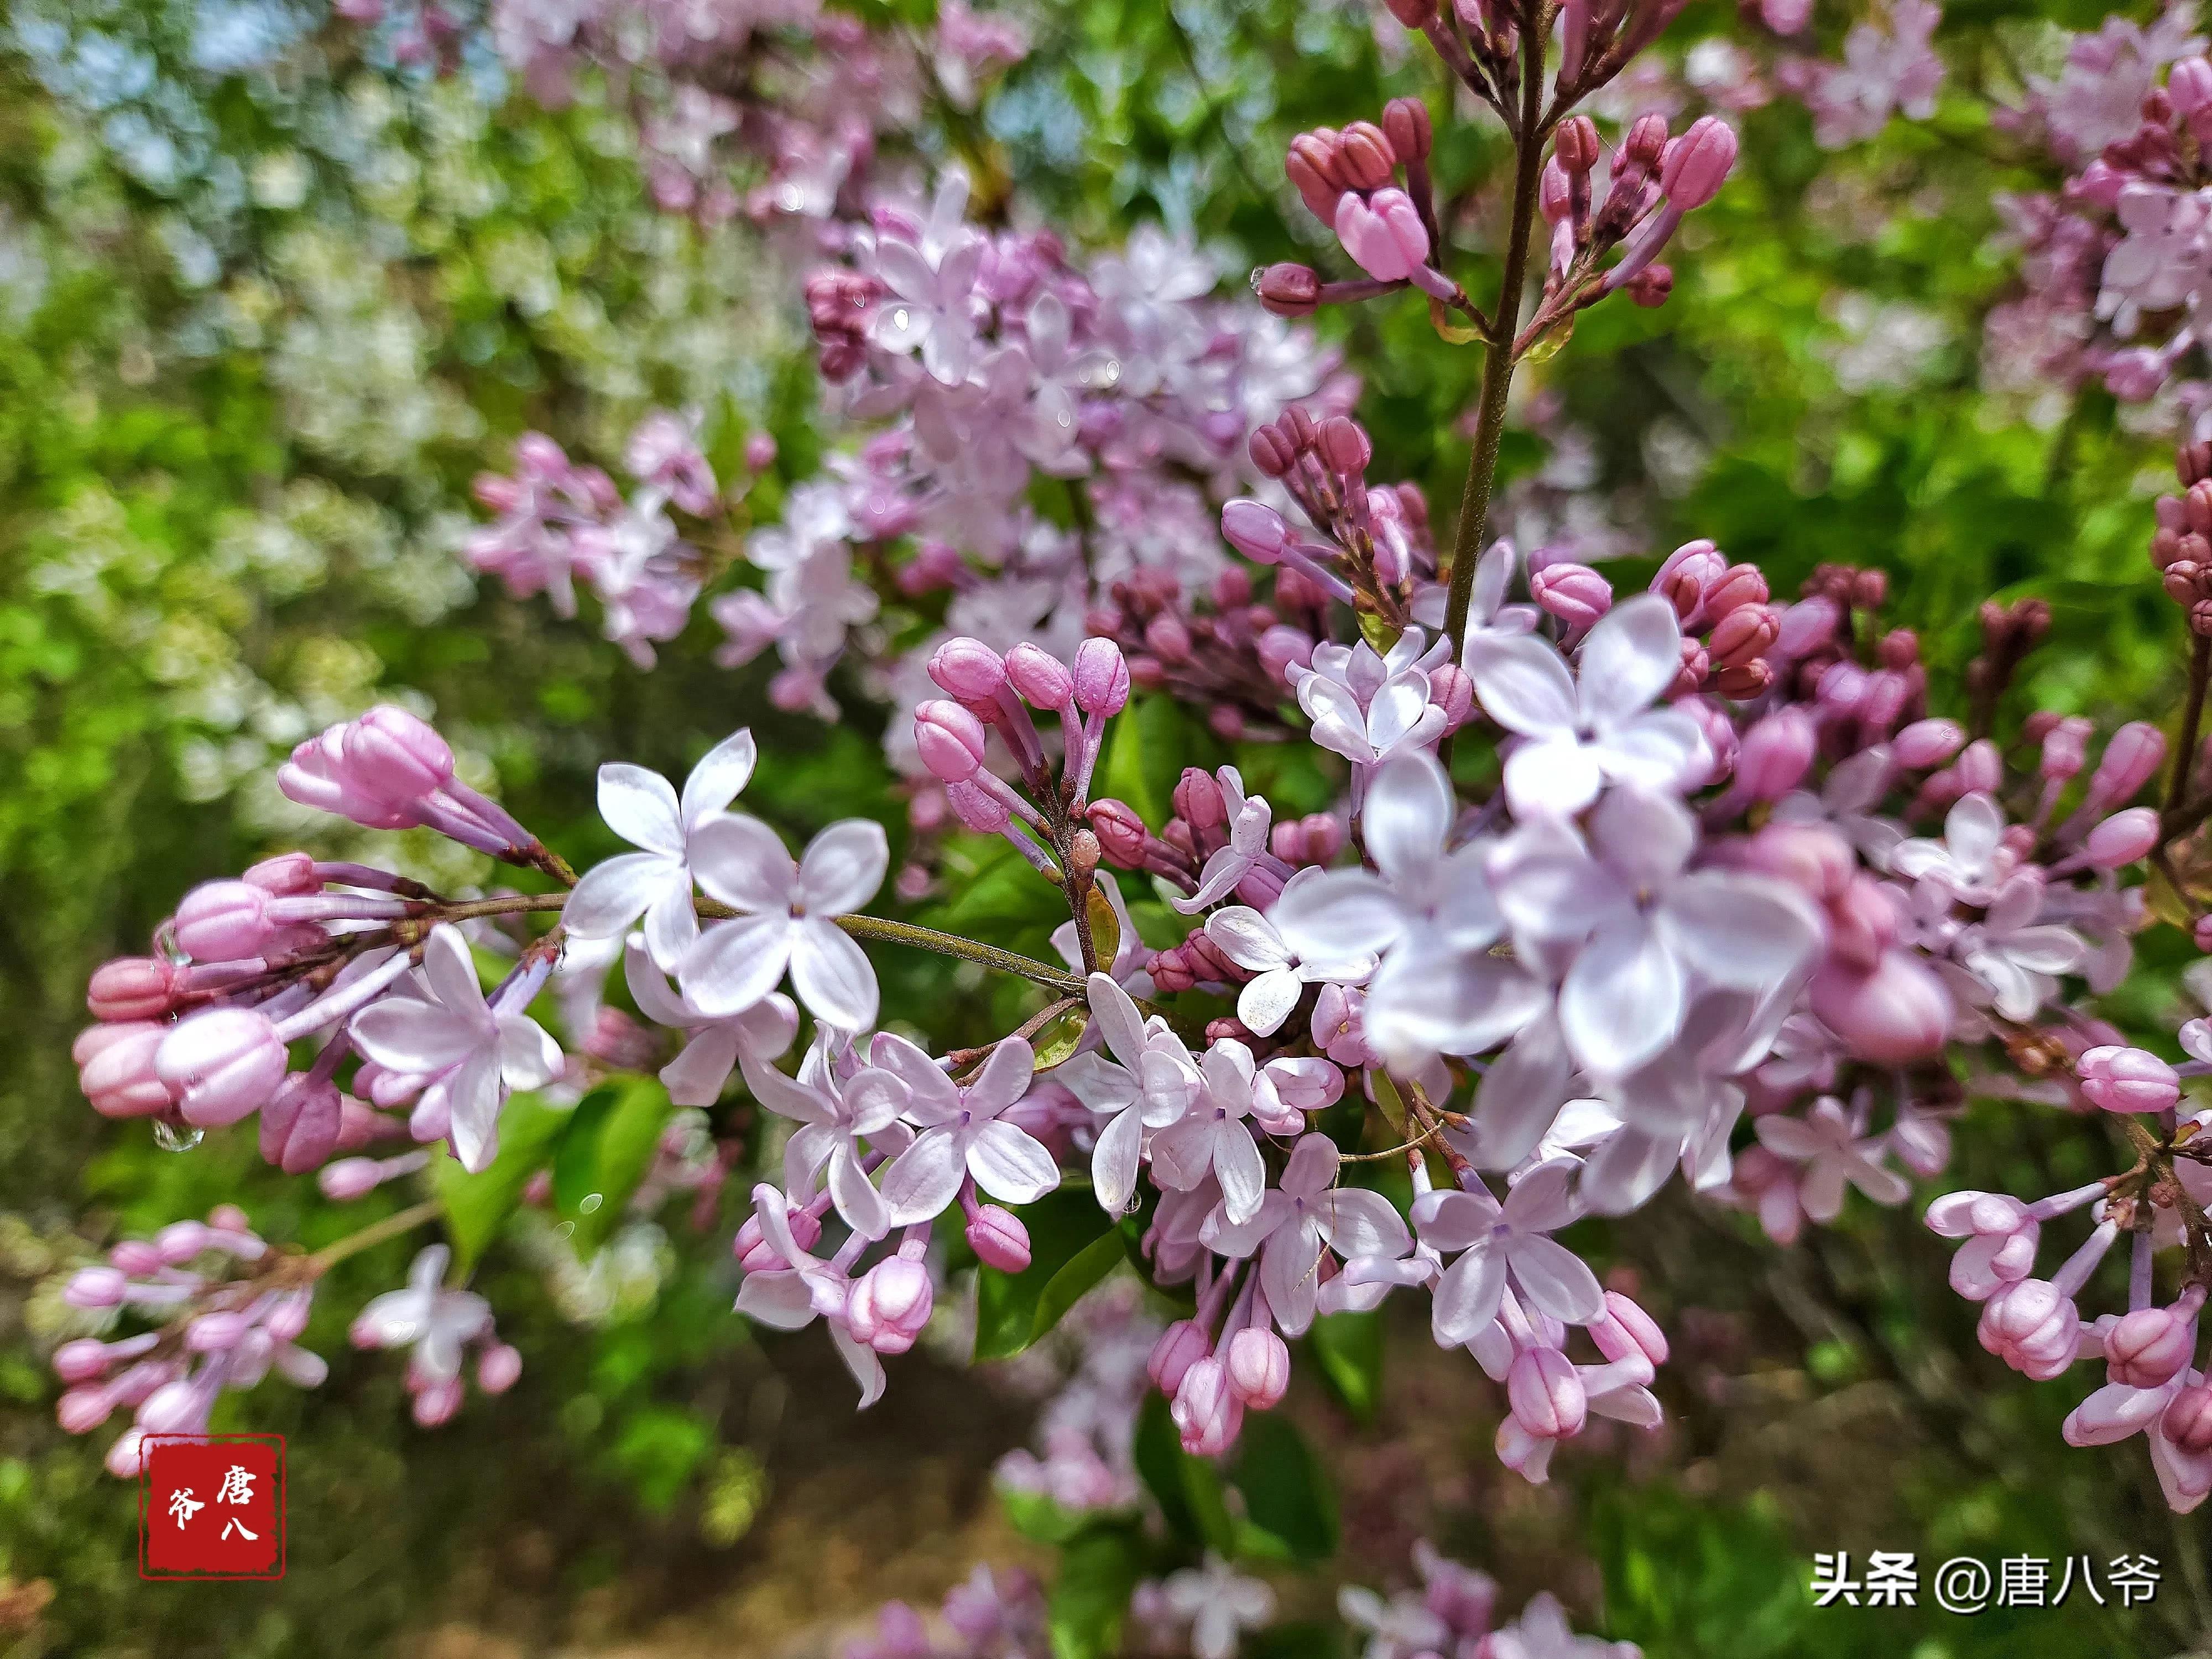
(1254, 263, 1320, 318)
(1734, 708, 1815, 801)
(1555, 115, 1600, 174)
(2089, 721, 2167, 807)
(1741, 822, 1854, 900)
(155, 1220, 213, 1264)
(108, 1241, 164, 1275)
(86, 957, 180, 1022)
(1338, 121, 1396, 190)
(1599, 1291, 1670, 1368)
(956, 1205, 1029, 1274)
(317, 1156, 386, 1202)
(244, 852, 319, 894)
(2084, 807, 2159, 869)
(1809, 953, 1952, 1063)
(1507, 1347, 1587, 1439)
(1296, 813, 1344, 864)
(849, 1257, 934, 1354)
(1317, 416, 1373, 477)
(1257, 625, 1315, 682)
(1334, 190, 1430, 284)
(65, 1267, 128, 1309)
(1428, 663, 1475, 731)
(1222, 499, 1290, 565)
(1175, 768, 1227, 831)
(1087, 799, 1150, 867)
(2077, 1046, 2180, 1113)
(2173, 56, 2212, 117)
(1954, 738, 2002, 795)
(1827, 876, 1901, 972)
(1224, 1327, 1291, 1408)
(413, 1376, 465, 1427)
(1145, 615, 1193, 664)
(187, 1311, 253, 1353)
(927, 637, 1009, 701)
(1005, 643, 1075, 709)
(1623, 112, 1670, 168)
(1383, 97, 1433, 163)
(54, 1339, 116, 1383)
(173, 880, 276, 963)
(78, 1022, 176, 1119)
(343, 706, 455, 803)
(156, 1008, 288, 1128)
(1892, 717, 1965, 769)
(1072, 638, 1131, 715)
(744, 432, 779, 472)
(1529, 562, 1612, 628)
(1170, 1355, 1244, 1457)
(1978, 1279, 2081, 1381)
(58, 1387, 115, 1434)
(915, 700, 990, 782)
(478, 1342, 523, 1394)
(1148, 1319, 1212, 1394)
(262, 1072, 343, 1174)
(945, 779, 1012, 833)
(1660, 117, 1736, 210)
(2106, 1306, 2196, 1389)
(2164, 1382, 2212, 1454)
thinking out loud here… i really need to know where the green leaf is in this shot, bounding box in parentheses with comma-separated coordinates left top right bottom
(567, 1074, 680, 1255)
(1084, 886, 1121, 970)
(1099, 693, 1187, 827)
(974, 1186, 1121, 1359)
(1032, 1002, 1092, 1071)
(432, 1092, 574, 1271)
(1048, 1521, 1149, 1659)
(1226, 1414, 1338, 1563)
(1134, 1392, 1237, 1555)
(1001, 1486, 1118, 1546)
(1307, 1309, 1384, 1426)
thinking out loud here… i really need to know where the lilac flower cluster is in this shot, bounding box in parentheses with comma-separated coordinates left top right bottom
(484, 0, 1025, 229)
(53, 0, 2212, 1573)
(1985, 8, 2212, 428)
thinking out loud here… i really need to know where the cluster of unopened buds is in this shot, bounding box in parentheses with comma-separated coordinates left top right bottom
(56, 1211, 325, 1478)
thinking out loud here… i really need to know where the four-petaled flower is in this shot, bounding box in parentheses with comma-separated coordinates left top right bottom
(682, 815, 888, 1029)
(877, 1034, 1059, 1223)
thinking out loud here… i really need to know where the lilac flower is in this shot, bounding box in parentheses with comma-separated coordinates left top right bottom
(743, 1050, 909, 1240)
(1417, 1162, 1606, 1345)
(564, 730, 758, 971)
(1203, 874, 1376, 1037)
(1275, 751, 1542, 1062)
(1751, 1097, 1911, 1220)
(351, 1245, 491, 1383)
(876, 1035, 1058, 1223)
(622, 941, 797, 1107)
(871, 226, 987, 384)
(1287, 629, 1452, 768)
(1171, 766, 1274, 913)
(1060, 972, 1199, 1213)
(349, 925, 561, 1173)
(1801, 0, 1946, 149)
(1200, 1135, 1410, 1334)
(732, 1184, 884, 1406)
(1155, 1554, 1277, 1659)
(1950, 873, 2088, 1021)
(1890, 790, 2018, 903)
(1149, 1040, 1274, 1224)
(681, 815, 888, 1029)
(1485, 1592, 1640, 1659)
(1463, 594, 1707, 819)
(1493, 786, 1821, 1076)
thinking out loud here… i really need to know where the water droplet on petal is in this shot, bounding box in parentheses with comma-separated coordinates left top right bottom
(154, 1121, 204, 1154)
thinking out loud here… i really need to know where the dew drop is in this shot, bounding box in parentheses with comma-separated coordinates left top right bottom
(1121, 1193, 1144, 1218)
(154, 1121, 204, 1154)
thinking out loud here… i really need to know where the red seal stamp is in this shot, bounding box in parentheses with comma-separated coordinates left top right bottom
(138, 1434, 285, 1580)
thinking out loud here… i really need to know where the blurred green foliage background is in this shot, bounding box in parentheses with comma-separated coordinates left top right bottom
(0, 0, 2206, 1654)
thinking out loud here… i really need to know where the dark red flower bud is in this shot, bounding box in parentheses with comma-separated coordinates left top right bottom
(1254, 262, 1321, 317)
(1383, 97, 1433, 163)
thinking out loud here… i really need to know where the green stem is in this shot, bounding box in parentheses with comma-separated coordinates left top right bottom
(307, 1200, 442, 1274)
(1438, 11, 1549, 675)
(2169, 634, 2212, 825)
